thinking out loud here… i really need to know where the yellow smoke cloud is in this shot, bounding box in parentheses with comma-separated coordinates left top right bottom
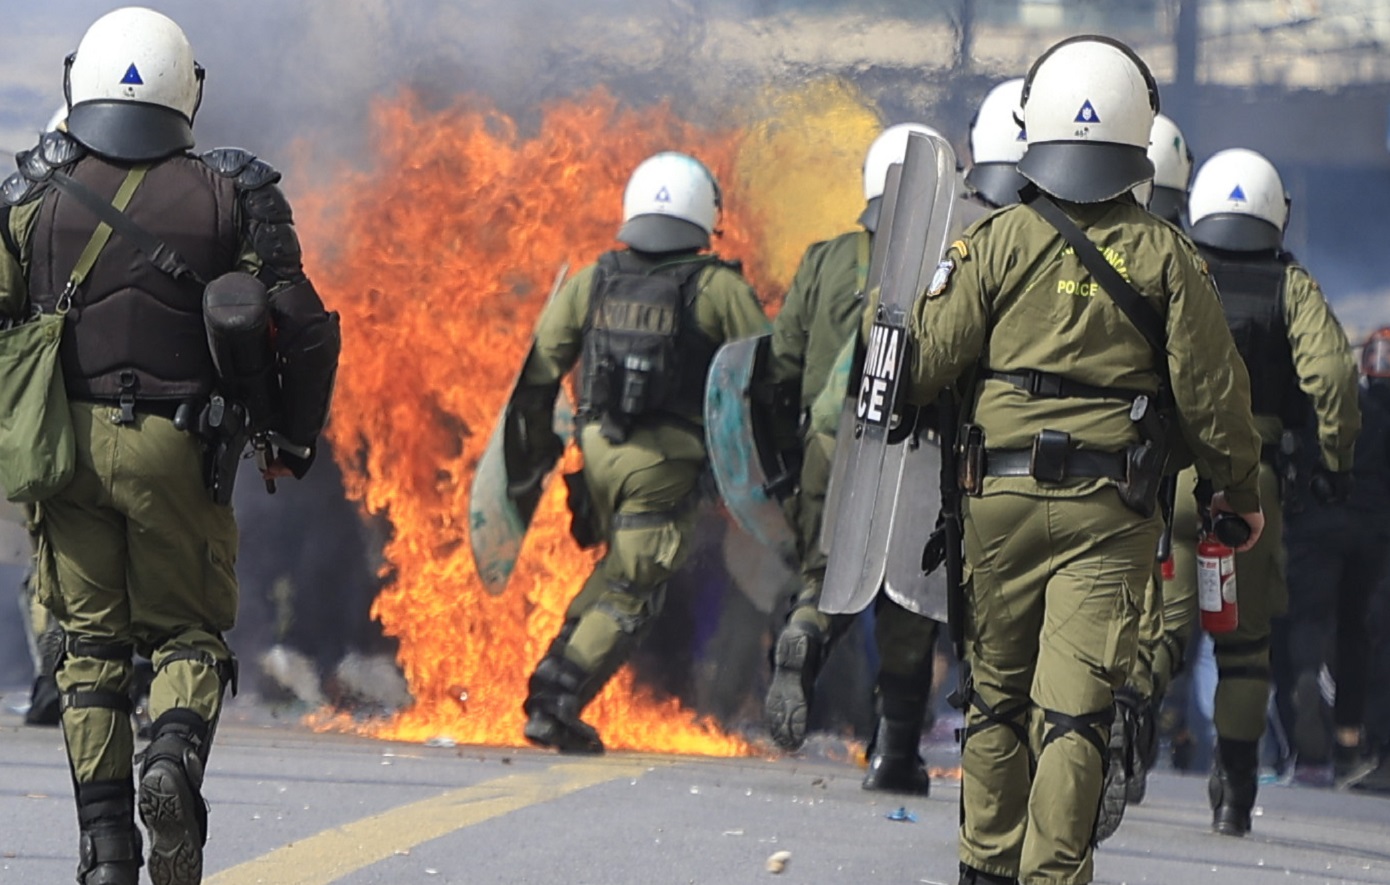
(733, 77, 884, 297)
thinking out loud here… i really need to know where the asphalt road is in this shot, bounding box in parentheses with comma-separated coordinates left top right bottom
(3, 694, 1390, 885)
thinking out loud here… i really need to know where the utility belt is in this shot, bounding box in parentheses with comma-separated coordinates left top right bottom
(979, 441, 1128, 482)
(984, 369, 1148, 403)
(964, 367, 1172, 517)
(578, 406, 703, 445)
(72, 396, 189, 423)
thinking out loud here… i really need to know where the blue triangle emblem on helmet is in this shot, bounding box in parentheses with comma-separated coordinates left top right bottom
(655, 186, 671, 203)
(121, 64, 144, 85)
(1074, 100, 1099, 124)
(1228, 184, 1247, 202)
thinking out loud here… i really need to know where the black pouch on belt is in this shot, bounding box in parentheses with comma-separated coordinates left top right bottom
(1116, 395, 1167, 518)
(959, 424, 984, 496)
(1029, 429, 1071, 483)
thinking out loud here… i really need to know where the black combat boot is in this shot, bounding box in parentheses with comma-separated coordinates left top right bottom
(1131, 691, 1160, 804)
(1208, 737, 1260, 837)
(75, 779, 143, 885)
(862, 680, 931, 795)
(764, 621, 826, 751)
(139, 710, 211, 885)
(522, 655, 604, 755)
(958, 861, 1019, 885)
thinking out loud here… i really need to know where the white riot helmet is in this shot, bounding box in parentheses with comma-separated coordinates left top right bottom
(859, 122, 942, 232)
(617, 152, 721, 253)
(965, 78, 1029, 209)
(1188, 148, 1289, 252)
(1017, 35, 1158, 204)
(1143, 113, 1194, 224)
(64, 7, 204, 161)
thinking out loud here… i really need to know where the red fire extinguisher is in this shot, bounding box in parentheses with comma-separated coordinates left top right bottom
(1198, 513, 1251, 634)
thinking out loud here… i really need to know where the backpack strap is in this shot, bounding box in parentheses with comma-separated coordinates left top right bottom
(1023, 187, 1166, 358)
(49, 167, 205, 288)
(56, 165, 149, 314)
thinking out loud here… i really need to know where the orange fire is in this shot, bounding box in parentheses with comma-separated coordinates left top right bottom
(298, 89, 792, 755)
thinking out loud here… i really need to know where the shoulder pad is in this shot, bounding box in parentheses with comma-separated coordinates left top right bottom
(2, 131, 85, 206)
(199, 147, 282, 190)
(1, 171, 35, 207)
(38, 130, 85, 168)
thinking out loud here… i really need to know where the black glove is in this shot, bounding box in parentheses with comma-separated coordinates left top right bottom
(503, 383, 563, 500)
(921, 511, 948, 574)
(1309, 466, 1353, 505)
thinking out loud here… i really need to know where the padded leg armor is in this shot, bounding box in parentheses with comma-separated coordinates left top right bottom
(862, 673, 932, 796)
(1209, 737, 1260, 837)
(522, 579, 663, 755)
(57, 635, 142, 884)
(764, 619, 829, 752)
(75, 779, 143, 885)
(139, 709, 212, 885)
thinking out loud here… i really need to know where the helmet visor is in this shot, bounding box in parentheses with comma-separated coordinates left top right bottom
(1018, 142, 1153, 204)
(1146, 185, 1187, 226)
(67, 101, 193, 161)
(617, 214, 709, 254)
(965, 162, 1030, 209)
(1190, 214, 1282, 252)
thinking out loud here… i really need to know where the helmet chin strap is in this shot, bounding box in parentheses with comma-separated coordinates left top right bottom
(62, 53, 75, 110)
(189, 62, 206, 123)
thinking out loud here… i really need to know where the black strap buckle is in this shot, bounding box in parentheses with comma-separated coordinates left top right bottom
(116, 370, 137, 425)
(1027, 371, 1063, 398)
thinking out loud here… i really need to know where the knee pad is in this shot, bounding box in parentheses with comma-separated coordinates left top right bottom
(1213, 636, 1271, 683)
(155, 646, 239, 698)
(59, 635, 135, 717)
(1040, 705, 1115, 764)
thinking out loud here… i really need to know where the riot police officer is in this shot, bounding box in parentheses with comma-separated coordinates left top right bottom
(963, 78, 1028, 212)
(1097, 111, 1199, 834)
(764, 123, 944, 795)
(901, 36, 1265, 884)
(1167, 147, 1360, 836)
(0, 9, 340, 884)
(514, 152, 769, 754)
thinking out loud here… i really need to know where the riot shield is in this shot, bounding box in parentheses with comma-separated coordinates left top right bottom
(468, 265, 575, 596)
(819, 131, 959, 615)
(818, 160, 903, 553)
(882, 422, 948, 620)
(704, 333, 799, 569)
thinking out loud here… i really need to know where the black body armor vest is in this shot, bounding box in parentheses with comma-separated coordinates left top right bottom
(578, 251, 719, 429)
(28, 152, 241, 402)
(1201, 247, 1308, 426)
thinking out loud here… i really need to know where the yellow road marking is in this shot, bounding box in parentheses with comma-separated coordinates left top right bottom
(206, 759, 648, 885)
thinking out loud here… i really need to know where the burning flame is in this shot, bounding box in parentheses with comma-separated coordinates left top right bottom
(298, 82, 879, 755)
